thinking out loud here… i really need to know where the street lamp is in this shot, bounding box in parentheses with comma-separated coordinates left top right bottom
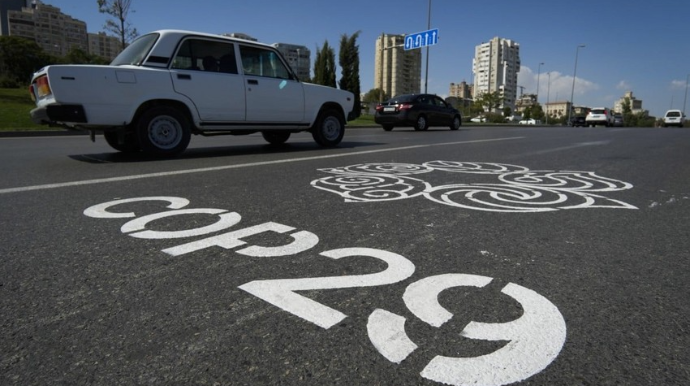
(536, 62, 544, 104)
(424, 0, 432, 94)
(546, 72, 551, 125)
(683, 73, 689, 117)
(567, 45, 585, 125)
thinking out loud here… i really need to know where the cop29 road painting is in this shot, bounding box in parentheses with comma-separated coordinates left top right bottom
(84, 196, 569, 386)
(311, 161, 637, 213)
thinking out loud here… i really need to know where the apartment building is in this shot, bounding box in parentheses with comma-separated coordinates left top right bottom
(88, 32, 122, 61)
(613, 91, 644, 114)
(472, 37, 520, 112)
(7, 1, 87, 57)
(449, 81, 472, 99)
(272, 43, 311, 82)
(374, 33, 422, 99)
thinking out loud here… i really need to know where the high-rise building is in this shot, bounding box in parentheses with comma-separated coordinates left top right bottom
(88, 32, 122, 62)
(472, 37, 520, 112)
(375, 33, 421, 100)
(272, 43, 310, 82)
(449, 81, 472, 99)
(0, 0, 29, 36)
(7, 0, 87, 57)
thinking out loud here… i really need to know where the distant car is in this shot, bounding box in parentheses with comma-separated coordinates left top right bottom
(663, 109, 685, 127)
(505, 115, 522, 123)
(374, 94, 461, 131)
(470, 116, 486, 123)
(568, 116, 586, 127)
(613, 114, 624, 127)
(586, 107, 614, 127)
(519, 118, 541, 125)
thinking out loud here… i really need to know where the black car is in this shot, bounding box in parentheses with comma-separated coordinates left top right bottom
(568, 116, 586, 127)
(374, 94, 461, 131)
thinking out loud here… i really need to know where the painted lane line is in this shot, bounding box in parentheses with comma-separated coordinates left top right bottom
(0, 137, 523, 195)
(367, 309, 418, 364)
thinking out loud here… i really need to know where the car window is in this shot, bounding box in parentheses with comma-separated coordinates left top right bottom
(433, 97, 447, 107)
(666, 111, 681, 117)
(239, 45, 291, 79)
(171, 38, 238, 74)
(110, 33, 159, 66)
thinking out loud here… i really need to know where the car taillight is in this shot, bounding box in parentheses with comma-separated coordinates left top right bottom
(35, 76, 51, 98)
(375, 104, 384, 112)
(399, 103, 413, 110)
(28, 84, 36, 102)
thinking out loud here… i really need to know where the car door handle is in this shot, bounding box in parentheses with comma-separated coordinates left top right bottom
(177, 74, 191, 80)
(247, 79, 258, 85)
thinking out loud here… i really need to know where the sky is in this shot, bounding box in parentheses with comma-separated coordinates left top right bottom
(47, 0, 690, 118)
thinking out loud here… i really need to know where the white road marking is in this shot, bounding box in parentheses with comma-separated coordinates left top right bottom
(0, 137, 523, 195)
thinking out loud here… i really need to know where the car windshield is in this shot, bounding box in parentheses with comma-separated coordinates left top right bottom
(110, 33, 160, 66)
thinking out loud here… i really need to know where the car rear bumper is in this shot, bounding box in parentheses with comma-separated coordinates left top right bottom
(31, 104, 87, 125)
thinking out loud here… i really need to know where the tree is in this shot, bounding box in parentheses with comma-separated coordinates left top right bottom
(363, 88, 388, 104)
(97, 0, 138, 50)
(313, 41, 336, 88)
(0, 36, 54, 87)
(475, 91, 503, 113)
(338, 32, 361, 118)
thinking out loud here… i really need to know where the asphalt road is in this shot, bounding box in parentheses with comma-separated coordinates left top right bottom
(1, 126, 689, 385)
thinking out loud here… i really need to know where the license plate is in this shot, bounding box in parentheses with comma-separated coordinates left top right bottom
(383, 106, 396, 112)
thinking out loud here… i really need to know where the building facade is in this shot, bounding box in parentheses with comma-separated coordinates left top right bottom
(87, 32, 121, 61)
(449, 81, 472, 99)
(613, 91, 644, 114)
(7, 1, 87, 57)
(272, 43, 311, 82)
(375, 33, 422, 100)
(472, 37, 520, 112)
(0, 0, 29, 36)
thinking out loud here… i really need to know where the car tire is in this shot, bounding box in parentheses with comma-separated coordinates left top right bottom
(262, 131, 291, 145)
(382, 125, 394, 131)
(104, 130, 140, 153)
(450, 115, 461, 130)
(414, 115, 429, 131)
(136, 105, 191, 157)
(311, 108, 344, 147)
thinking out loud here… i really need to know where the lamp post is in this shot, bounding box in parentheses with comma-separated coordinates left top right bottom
(536, 62, 544, 104)
(424, 0, 432, 94)
(683, 73, 689, 117)
(567, 44, 585, 125)
(546, 72, 551, 125)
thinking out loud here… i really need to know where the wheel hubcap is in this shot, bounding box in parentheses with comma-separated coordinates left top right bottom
(149, 115, 181, 150)
(322, 117, 341, 141)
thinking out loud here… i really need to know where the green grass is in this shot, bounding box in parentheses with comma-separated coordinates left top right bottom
(0, 88, 47, 131)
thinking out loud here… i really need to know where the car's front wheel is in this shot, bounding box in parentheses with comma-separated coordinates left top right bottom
(382, 125, 394, 131)
(311, 108, 345, 147)
(262, 131, 291, 145)
(414, 115, 429, 131)
(450, 115, 461, 130)
(136, 105, 191, 157)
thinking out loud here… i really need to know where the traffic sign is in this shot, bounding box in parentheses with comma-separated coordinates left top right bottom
(404, 28, 439, 50)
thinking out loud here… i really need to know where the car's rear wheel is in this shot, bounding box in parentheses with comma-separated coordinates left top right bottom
(311, 108, 345, 147)
(382, 125, 394, 131)
(450, 115, 461, 130)
(136, 105, 191, 157)
(262, 131, 291, 145)
(103, 130, 140, 153)
(415, 115, 429, 131)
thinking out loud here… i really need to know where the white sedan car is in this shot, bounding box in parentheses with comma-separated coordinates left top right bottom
(519, 118, 541, 125)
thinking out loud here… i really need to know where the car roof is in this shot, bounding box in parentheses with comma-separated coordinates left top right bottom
(151, 29, 274, 48)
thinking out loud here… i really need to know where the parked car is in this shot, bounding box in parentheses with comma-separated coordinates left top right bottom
(29, 30, 355, 156)
(374, 94, 461, 131)
(585, 107, 614, 127)
(518, 118, 541, 125)
(613, 114, 624, 127)
(662, 109, 685, 127)
(470, 116, 486, 123)
(568, 116, 586, 127)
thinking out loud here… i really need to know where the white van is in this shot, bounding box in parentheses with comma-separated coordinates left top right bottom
(663, 110, 685, 127)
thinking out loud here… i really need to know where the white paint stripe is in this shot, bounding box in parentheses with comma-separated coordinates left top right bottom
(367, 309, 418, 363)
(0, 137, 523, 195)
